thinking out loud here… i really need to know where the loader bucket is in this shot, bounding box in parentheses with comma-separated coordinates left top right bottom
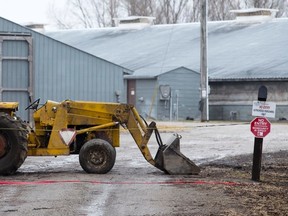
(154, 134, 200, 175)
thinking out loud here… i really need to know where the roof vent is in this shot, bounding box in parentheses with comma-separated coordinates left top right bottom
(113, 16, 155, 28)
(230, 8, 278, 22)
(24, 22, 46, 32)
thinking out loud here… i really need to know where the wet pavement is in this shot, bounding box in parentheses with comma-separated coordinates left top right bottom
(0, 121, 287, 215)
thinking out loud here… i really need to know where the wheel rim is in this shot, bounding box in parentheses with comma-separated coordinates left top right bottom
(0, 134, 8, 158)
(89, 149, 106, 166)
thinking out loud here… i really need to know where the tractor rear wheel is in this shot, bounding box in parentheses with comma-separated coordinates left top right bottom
(79, 139, 116, 174)
(0, 113, 28, 175)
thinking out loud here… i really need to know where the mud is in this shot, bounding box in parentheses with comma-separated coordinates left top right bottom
(0, 121, 287, 215)
(201, 150, 288, 215)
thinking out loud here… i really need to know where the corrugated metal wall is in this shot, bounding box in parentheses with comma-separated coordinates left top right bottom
(33, 35, 124, 102)
(157, 67, 200, 120)
(0, 17, 126, 120)
(132, 68, 200, 121)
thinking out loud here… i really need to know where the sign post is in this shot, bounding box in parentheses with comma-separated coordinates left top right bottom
(251, 86, 270, 181)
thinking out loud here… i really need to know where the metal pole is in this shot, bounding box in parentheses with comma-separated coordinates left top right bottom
(252, 85, 267, 181)
(252, 137, 263, 181)
(170, 96, 173, 121)
(200, 0, 209, 121)
(175, 90, 179, 121)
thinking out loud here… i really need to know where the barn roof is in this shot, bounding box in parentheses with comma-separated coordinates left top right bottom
(46, 18, 288, 81)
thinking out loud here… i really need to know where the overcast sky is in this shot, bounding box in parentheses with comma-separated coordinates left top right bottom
(0, 0, 66, 27)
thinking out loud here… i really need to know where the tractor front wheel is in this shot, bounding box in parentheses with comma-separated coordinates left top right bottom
(0, 113, 28, 175)
(79, 139, 116, 174)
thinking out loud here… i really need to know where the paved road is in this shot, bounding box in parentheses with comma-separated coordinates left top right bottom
(0, 121, 287, 215)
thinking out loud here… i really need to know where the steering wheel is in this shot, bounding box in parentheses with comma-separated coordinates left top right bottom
(25, 98, 40, 110)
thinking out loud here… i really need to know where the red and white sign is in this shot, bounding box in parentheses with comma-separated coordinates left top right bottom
(59, 129, 77, 146)
(250, 117, 271, 138)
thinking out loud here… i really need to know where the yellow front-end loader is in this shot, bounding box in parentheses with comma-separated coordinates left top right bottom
(0, 99, 200, 175)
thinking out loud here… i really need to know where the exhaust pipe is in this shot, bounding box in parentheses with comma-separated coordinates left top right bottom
(154, 134, 200, 175)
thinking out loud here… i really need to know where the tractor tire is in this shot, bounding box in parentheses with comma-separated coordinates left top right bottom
(79, 139, 116, 174)
(0, 113, 28, 175)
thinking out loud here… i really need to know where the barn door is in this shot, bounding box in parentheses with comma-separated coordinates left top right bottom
(0, 34, 33, 121)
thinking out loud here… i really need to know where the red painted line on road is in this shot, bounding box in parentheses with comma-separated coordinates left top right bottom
(0, 180, 244, 186)
(0, 180, 81, 185)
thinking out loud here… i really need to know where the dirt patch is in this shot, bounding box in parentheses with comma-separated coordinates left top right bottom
(199, 150, 288, 215)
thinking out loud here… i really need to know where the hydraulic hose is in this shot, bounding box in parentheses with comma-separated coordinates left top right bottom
(140, 115, 163, 147)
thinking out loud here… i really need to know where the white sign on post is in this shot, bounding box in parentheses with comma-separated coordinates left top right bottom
(252, 101, 276, 118)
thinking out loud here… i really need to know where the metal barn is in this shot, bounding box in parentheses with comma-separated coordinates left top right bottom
(0, 17, 129, 120)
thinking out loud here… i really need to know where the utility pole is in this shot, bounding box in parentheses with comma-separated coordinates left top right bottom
(200, 0, 209, 122)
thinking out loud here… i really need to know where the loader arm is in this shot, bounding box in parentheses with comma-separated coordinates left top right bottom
(116, 105, 157, 166)
(113, 104, 200, 175)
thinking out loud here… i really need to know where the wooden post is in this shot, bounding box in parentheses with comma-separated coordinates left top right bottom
(200, 0, 209, 122)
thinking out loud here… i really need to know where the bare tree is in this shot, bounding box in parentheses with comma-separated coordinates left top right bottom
(48, 2, 75, 29)
(122, 0, 155, 16)
(182, 0, 201, 22)
(89, 0, 121, 27)
(50, 0, 288, 29)
(156, 0, 189, 24)
(181, 0, 241, 22)
(209, 0, 241, 21)
(70, 0, 93, 28)
(121, 0, 190, 24)
(108, 0, 121, 26)
(52, 0, 121, 28)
